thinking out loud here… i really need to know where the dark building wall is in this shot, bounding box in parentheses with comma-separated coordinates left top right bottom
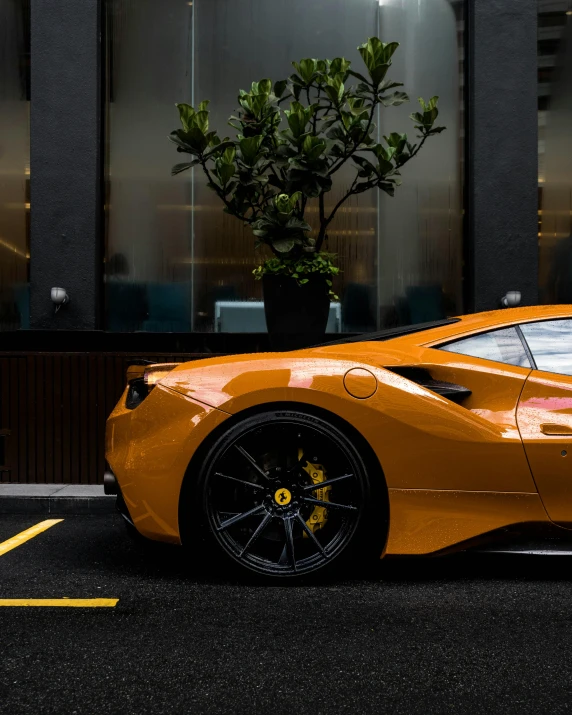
(29, 0, 102, 330)
(467, 0, 538, 311)
(2, 0, 543, 484)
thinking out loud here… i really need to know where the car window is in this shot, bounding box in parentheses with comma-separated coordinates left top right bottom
(439, 327, 530, 367)
(519, 319, 572, 376)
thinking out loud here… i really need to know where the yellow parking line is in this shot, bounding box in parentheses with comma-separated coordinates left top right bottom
(0, 519, 64, 557)
(0, 599, 118, 607)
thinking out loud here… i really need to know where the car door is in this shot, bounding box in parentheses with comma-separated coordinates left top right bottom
(516, 318, 572, 526)
(412, 325, 538, 493)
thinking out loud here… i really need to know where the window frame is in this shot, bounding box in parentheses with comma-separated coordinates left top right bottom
(435, 324, 533, 369)
(517, 318, 572, 377)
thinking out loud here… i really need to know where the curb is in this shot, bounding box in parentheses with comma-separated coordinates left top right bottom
(0, 485, 116, 515)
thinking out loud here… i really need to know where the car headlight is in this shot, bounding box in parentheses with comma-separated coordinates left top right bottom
(125, 363, 181, 410)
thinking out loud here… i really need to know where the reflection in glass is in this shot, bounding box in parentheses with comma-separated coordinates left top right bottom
(0, 0, 30, 330)
(377, 0, 464, 328)
(521, 319, 572, 376)
(104, 0, 464, 333)
(538, 2, 572, 303)
(441, 327, 531, 368)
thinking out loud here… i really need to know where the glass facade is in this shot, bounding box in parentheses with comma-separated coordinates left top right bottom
(0, 0, 30, 331)
(104, 0, 464, 333)
(538, 1, 572, 303)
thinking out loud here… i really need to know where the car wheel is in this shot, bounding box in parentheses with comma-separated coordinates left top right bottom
(195, 409, 386, 580)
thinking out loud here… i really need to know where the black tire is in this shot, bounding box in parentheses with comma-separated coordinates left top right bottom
(191, 408, 387, 582)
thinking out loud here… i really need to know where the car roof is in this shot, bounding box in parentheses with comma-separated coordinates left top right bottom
(413, 305, 572, 346)
(316, 305, 572, 353)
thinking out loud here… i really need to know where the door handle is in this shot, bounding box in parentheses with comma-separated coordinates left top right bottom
(540, 423, 572, 436)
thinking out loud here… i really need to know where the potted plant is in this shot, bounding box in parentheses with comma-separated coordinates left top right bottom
(169, 37, 444, 344)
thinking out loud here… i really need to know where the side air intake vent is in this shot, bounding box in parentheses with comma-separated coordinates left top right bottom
(388, 367, 472, 404)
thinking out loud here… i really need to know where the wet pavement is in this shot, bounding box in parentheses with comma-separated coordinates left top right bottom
(1, 513, 572, 714)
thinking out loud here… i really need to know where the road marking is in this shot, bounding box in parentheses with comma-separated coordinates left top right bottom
(0, 599, 119, 607)
(0, 519, 64, 558)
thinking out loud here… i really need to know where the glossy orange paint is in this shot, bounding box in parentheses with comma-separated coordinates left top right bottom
(106, 305, 572, 557)
(517, 371, 572, 527)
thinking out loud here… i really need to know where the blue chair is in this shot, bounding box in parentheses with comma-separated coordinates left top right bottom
(143, 283, 191, 332)
(13, 284, 30, 329)
(342, 283, 375, 332)
(106, 282, 147, 332)
(406, 285, 445, 324)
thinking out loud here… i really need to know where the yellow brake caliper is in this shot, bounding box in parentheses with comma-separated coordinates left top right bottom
(299, 449, 331, 536)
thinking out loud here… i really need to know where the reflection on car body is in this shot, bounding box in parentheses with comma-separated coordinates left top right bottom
(106, 306, 572, 580)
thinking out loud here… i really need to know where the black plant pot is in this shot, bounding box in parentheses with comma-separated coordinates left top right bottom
(262, 273, 330, 350)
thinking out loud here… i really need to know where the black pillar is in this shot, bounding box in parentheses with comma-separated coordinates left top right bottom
(30, 0, 102, 330)
(467, 0, 538, 311)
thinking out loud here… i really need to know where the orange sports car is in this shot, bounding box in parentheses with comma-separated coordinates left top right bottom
(105, 306, 572, 580)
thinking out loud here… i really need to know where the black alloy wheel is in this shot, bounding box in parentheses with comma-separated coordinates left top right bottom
(197, 409, 383, 579)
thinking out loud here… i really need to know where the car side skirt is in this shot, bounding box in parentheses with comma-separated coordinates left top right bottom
(385, 489, 551, 555)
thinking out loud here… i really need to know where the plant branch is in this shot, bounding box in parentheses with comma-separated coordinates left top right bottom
(199, 160, 238, 218)
(398, 133, 429, 167)
(312, 86, 321, 134)
(315, 192, 327, 251)
(320, 173, 360, 242)
(328, 98, 377, 177)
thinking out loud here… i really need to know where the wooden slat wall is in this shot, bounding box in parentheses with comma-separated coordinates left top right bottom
(0, 353, 208, 484)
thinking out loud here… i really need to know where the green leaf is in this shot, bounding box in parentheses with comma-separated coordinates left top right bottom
(297, 58, 318, 84)
(379, 79, 404, 92)
(377, 158, 394, 175)
(384, 132, 407, 150)
(419, 95, 439, 111)
(217, 162, 235, 186)
(203, 140, 235, 160)
(352, 155, 376, 177)
(378, 181, 396, 197)
(380, 91, 409, 107)
(176, 103, 196, 132)
(239, 135, 263, 166)
(176, 127, 209, 153)
(324, 85, 340, 104)
(194, 110, 209, 133)
(257, 78, 272, 95)
(273, 79, 288, 98)
(272, 239, 296, 253)
(358, 38, 382, 71)
(329, 57, 351, 76)
(302, 135, 326, 161)
(171, 161, 199, 176)
(285, 216, 311, 232)
(369, 64, 390, 86)
(198, 100, 210, 112)
(222, 146, 236, 164)
(381, 42, 399, 63)
(347, 69, 370, 84)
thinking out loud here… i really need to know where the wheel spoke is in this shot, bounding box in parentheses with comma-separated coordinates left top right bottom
(284, 517, 296, 572)
(286, 449, 308, 475)
(302, 496, 358, 512)
(295, 513, 328, 558)
(214, 472, 265, 491)
(217, 504, 265, 532)
(302, 474, 354, 492)
(239, 512, 273, 557)
(235, 445, 270, 481)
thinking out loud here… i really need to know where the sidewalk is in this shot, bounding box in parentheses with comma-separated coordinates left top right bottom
(0, 484, 115, 515)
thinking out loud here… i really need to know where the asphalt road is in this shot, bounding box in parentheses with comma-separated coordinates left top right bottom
(1, 514, 572, 714)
